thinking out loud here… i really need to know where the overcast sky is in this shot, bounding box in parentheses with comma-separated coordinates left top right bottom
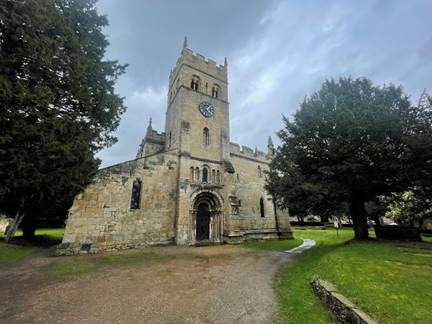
(96, 0, 432, 167)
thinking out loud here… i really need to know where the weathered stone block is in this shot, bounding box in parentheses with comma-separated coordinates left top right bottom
(311, 276, 378, 324)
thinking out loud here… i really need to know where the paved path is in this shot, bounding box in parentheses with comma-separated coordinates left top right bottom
(284, 238, 316, 254)
(0, 242, 316, 324)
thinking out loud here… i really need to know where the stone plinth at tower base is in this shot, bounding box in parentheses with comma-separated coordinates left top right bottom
(278, 229, 294, 240)
(56, 238, 174, 256)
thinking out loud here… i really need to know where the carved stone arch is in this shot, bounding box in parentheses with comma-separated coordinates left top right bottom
(190, 190, 224, 244)
(190, 189, 223, 212)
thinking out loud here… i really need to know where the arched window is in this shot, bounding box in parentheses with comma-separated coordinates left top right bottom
(169, 132, 172, 147)
(216, 170, 221, 184)
(257, 166, 262, 177)
(195, 167, 200, 182)
(212, 169, 216, 183)
(190, 76, 200, 91)
(190, 166, 194, 181)
(260, 197, 265, 217)
(203, 127, 210, 146)
(212, 84, 220, 98)
(130, 179, 142, 210)
(236, 173, 240, 182)
(202, 168, 208, 183)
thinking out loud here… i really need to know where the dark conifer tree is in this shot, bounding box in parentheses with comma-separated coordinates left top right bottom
(0, 0, 127, 239)
(267, 78, 432, 239)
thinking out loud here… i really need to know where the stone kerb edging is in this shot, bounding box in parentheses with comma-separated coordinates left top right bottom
(311, 276, 378, 324)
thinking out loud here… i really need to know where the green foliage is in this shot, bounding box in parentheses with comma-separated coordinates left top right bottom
(276, 227, 432, 324)
(0, 0, 127, 237)
(268, 77, 432, 239)
(240, 238, 303, 251)
(383, 189, 432, 228)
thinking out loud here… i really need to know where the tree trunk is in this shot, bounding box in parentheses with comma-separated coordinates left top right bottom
(22, 216, 36, 240)
(349, 196, 369, 240)
(297, 215, 305, 225)
(372, 214, 382, 227)
(320, 214, 329, 223)
(4, 212, 24, 243)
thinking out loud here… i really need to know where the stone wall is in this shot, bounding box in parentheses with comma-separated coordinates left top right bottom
(57, 151, 178, 255)
(222, 153, 292, 243)
(311, 276, 378, 324)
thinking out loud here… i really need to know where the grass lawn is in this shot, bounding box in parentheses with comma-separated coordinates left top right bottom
(241, 238, 303, 251)
(0, 244, 36, 264)
(0, 228, 64, 264)
(6, 228, 65, 240)
(422, 234, 432, 242)
(276, 227, 432, 324)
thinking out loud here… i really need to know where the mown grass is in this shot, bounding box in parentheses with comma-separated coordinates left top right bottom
(0, 228, 64, 264)
(276, 227, 432, 324)
(2, 228, 65, 240)
(241, 238, 303, 251)
(0, 244, 36, 264)
(422, 234, 432, 242)
(46, 249, 203, 280)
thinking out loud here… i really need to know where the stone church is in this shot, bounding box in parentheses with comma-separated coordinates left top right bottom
(57, 39, 292, 255)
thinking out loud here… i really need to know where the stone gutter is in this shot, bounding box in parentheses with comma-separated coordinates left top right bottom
(311, 276, 378, 324)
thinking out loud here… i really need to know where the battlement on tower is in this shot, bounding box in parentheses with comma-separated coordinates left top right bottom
(229, 142, 269, 162)
(169, 46, 227, 87)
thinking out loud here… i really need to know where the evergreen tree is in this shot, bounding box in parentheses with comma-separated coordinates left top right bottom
(268, 78, 432, 239)
(0, 0, 127, 239)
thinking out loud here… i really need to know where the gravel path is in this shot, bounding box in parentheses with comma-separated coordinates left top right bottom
(0, 245, 296, 324)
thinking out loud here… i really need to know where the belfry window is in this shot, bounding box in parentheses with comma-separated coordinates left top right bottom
(202, 168, 208, 183)
(203, 127, 210, 146)
(212, 87, 219, 98)
(260, 197, 265, 217)
(130, 179, 142, 210)
(191, 76, 199, 91)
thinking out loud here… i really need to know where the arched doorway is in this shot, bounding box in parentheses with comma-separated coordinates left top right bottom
(196, 203, 210, 240)
(191, 191, 223, 244)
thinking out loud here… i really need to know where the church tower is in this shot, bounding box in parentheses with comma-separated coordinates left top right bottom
(58, 39, 293, 255)
(166, 38, 231, 244)
(165, 37, 230, 162)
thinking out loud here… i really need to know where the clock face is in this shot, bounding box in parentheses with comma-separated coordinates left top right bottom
(198, 101, 215, 118)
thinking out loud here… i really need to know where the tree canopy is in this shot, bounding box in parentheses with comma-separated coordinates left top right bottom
(0, 0, 127, 239)
(267, 77, 432, 239)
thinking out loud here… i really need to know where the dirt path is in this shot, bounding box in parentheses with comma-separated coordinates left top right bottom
(0, 245, 292, 324)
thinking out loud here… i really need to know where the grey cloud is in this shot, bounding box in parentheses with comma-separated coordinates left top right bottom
(96, 0, 432, 167)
